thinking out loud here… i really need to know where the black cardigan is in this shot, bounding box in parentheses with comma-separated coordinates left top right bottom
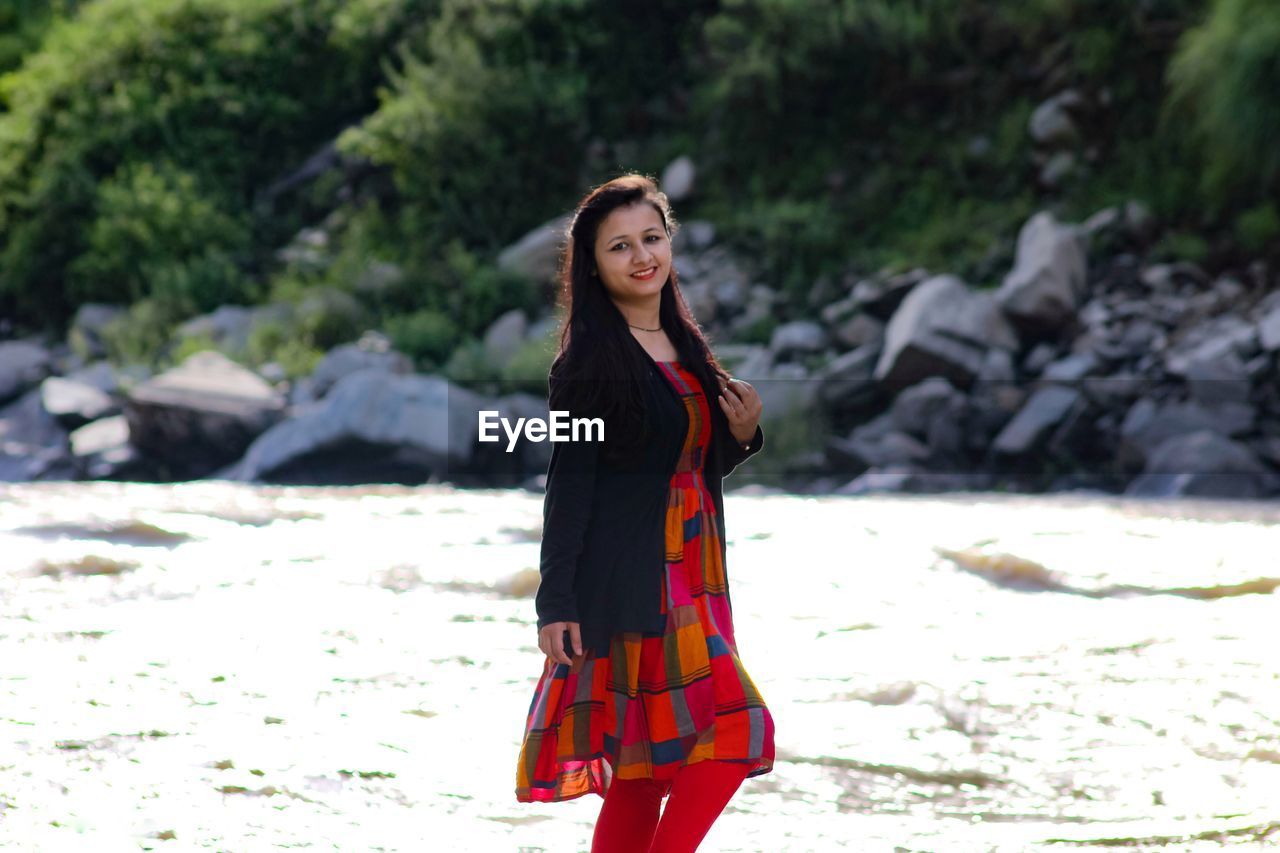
(535, 346, 764, 658)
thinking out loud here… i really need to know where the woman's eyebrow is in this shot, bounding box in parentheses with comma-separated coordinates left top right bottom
(604, 226, 662, 243)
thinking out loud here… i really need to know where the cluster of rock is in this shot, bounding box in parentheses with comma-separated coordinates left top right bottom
(695, 206, 1280, 499)
(0, 326, 556, 486)
(2, 196, 1278, 498)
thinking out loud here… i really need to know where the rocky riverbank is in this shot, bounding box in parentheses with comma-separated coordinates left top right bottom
(2, 202, 1278, 498)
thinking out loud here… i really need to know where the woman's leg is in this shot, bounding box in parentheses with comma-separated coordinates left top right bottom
(647, 760, 753, 853)
(591, 774, 671, 853)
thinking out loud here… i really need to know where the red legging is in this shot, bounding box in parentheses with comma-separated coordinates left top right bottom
(590, 759, 753, 853)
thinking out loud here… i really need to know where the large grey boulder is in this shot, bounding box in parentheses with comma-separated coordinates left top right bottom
(40, 376, 119, 429)
(815, 344, 880, 409)
(1125, 430, 1279, 499)
(1258, 305, 1280, 351)
(661, 155, 696, 201)
(991, 385, 1084, 456)
(68, 303, 127, 360)
(216, 369, 486, 484)
(751, 363, 819, 426)
(524, 312, 560, 346)
(889, 377, 968, 458)
(295, 332, 413, 404)
(995, 211, 1087, 334)
(483, 309, 530, 372)
(1028, 90, 1085, 147)
(851, 269, 927, 320)
(125, 350, 287, 478)
(0, 387, 75, 481)
(1119, 397, 1254, 468)
(69, 415, 146, 480)
(0, 340, 53, 405)
(64, 360, 135, 395)
(1162, 314, 1259, 407)
(831, 312, 885, 350)
(874, 274, 1019, 388)
(497, 213, 573, 282)
(834, 429, 930, 469)
(769, 320, 828, 357)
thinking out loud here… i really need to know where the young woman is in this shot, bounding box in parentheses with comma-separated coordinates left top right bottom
(515, 174, 775, 852)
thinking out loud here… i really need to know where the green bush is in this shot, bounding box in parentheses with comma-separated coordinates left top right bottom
(169, 329, 222, 365)
(499, 331, 558, 395)
(1166, 0, 1280, 208)
(442, 338, 499, 386)
(0, 0, 428, 332)
(65, 160, 252, 313)
(336, 0, 592, 256)
(0, 1, 87, 73)
(294, 286, 368, 351)
(736, 314, 779, 347)
(1235, 203, 1280, 255)
(244, 317, 325, 380)
(1153, 231, 1210, 264)
(384, 309, 459, 370)
(99, 298, 182, 370)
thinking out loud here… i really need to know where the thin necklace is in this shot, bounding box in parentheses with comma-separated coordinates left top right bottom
(628, 323, 661, 332)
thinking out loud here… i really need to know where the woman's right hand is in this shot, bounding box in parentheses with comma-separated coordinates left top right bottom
(538, 621, 582, 665)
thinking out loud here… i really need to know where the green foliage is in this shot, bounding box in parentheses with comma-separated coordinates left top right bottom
(169, 329, 222, 364)
(337, 0, 592, 255)
(1235, 203, 1280, 255)
(294, 286, 368, 351)
(441, 338, 497, 385)
(99, 298, 182, 370)
(244, 318, 325, 379)
(0, 1, 86, 73)
(0, 0, 426, 331)
(717, 197, 845, 300)
(1166, 0, 1280, 208)
(65, 160, 252, 313)
(1153, 231, 1210, 264)
(384, 308, 459, 369)
(3, 0, 1275, 369)
(736, 314, 779, 347)
(500, 330, 558, 394)
(438, 329, 557, 396)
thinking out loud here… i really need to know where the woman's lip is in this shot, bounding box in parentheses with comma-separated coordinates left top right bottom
(631, 266, 658, 279)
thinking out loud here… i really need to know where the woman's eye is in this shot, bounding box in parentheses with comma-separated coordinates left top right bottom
(612, 235, 661, 250)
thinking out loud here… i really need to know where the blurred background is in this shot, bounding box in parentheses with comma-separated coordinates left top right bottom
(0, 0, 1277, 494)
(2, 2, 1279, 850)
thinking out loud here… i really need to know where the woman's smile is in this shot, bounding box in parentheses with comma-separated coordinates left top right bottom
(631, 266, 658, 280)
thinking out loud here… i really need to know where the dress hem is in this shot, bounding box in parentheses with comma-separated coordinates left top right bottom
(515, 754, 775, 804)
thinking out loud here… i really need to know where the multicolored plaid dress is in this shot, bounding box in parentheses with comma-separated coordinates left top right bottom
(515, 360, 775, 803)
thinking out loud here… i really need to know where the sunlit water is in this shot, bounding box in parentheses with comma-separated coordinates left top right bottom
(2, 481, 1278, 852)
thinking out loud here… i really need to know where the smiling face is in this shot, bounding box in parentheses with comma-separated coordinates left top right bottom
(592, 202, 672, 307)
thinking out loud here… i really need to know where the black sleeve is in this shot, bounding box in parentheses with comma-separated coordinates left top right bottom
(722, 423, 764, 479)
(535, 376, 600, 630)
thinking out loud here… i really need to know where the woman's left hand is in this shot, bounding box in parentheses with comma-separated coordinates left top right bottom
(717, 376, 762, 446)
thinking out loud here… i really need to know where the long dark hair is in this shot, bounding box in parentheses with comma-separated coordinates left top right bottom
(549, 173, 731, 463)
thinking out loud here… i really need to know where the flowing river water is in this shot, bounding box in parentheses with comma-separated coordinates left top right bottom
(2, 481, 1278, 851)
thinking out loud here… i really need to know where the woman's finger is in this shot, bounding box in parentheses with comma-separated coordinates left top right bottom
(718, 392, 742, 420)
